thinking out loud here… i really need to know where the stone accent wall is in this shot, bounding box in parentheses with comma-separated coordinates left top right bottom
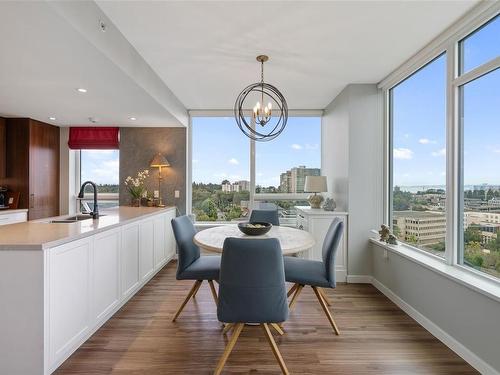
(119, 127, 186, 214)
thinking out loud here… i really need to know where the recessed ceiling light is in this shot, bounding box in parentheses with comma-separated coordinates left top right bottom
(129, 117, 137, 121)
(77, 88, 87, 93)
(49, 117, 56, 121)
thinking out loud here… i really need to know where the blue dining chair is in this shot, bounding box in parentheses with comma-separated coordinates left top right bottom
(284, 217, 344, 335)
(249, 208, 280, 226)
(214, 237, 289, 375)
(171, 215, 221, 321)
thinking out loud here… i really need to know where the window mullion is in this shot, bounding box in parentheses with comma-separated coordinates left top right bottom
(249, 118, 256, 209)
(445, 42, 459, 266)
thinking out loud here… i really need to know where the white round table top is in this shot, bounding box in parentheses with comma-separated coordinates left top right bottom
(193, 225, 315, 255)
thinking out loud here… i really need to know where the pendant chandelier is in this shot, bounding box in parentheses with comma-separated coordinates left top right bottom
(234, 55, 288, 142)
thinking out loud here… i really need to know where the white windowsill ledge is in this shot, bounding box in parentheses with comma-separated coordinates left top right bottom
(370, 238, 500, 304)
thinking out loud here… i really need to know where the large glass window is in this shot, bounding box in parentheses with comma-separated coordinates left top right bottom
(460, 68, 500, 278)
(191, 116, 321, 223)
(192, 117, 250, 221)
(80, 150, 119, 209)
(459, 15, 499, 74)
(390, 54, 447, 257)
(387, 10, 500, 282)
(255, 117, 321, 193)
(254, 117, 321, 224)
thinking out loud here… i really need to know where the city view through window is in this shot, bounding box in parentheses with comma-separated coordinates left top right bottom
(192, 117, 321, 223)
(391, 15, 500, 279)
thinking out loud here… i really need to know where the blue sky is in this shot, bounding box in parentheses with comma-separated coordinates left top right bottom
(393, 15, 499, 187)
(81, 150, 120, 185)
(192, 117, 321, 186)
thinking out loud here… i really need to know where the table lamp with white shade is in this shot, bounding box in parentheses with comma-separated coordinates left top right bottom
(304, 176, 327, 209)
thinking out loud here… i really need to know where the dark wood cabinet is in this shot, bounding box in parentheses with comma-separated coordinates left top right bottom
(5, 118, 59, 220)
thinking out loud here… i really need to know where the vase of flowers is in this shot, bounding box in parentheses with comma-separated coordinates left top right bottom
(124, 169, 149, 207)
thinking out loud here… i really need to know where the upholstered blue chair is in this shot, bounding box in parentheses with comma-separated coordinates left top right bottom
(249, 208, 280, 226)
(171, 215, 221, 321)
(284, 217, 344, 335)
(214, 237, 289, 375)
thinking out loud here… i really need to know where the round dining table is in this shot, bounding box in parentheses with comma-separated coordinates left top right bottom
(193, 224, 315, 256)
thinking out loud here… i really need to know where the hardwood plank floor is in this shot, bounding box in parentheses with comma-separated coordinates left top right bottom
(55, 261, 478, 374)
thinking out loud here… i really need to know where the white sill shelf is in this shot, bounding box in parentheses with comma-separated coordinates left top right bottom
(370, 238, 500, 303)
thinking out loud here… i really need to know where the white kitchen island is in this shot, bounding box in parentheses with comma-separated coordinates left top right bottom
(0, 206, 177, 375)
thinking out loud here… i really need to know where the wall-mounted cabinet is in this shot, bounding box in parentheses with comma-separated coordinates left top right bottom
(4, 118, 59, 220)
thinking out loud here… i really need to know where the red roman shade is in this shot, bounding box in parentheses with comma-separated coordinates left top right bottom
(68, 127, 119, 150)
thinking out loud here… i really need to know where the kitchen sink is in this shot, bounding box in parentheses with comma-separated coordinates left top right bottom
(50, 214, 105, 223)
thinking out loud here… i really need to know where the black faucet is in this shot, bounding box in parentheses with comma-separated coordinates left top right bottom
(78, 181, 99, 219)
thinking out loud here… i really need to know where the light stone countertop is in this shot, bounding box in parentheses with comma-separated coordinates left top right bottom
(0, 206, 176, 251)
(0, 209, 28, 215)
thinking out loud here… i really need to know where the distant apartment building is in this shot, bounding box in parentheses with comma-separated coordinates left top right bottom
(393, 211, 446, 245)
(464, 211, 500, 244)
(280, 166, 320, 193)
(221, 180, 250, 193)
(237, 180, 250, 191)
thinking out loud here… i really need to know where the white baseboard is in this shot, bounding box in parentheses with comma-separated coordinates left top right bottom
(371, 277, 498, 375)
(346, 275, 373, 284)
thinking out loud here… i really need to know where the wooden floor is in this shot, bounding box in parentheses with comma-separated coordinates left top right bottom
(56, 261, 478, 375)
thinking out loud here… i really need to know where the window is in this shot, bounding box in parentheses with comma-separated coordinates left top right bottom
(390, 54, 447, 257)
(80, 150, 119, 209)
(385, 8, 500, 282)
(255, 117, 321, 224)
(460, 71, 500, 278)
(255, 117, 321, 193)
(191, 117, 250, 221)
(459, 15, 499, 74)
(191, 116, 321, 223)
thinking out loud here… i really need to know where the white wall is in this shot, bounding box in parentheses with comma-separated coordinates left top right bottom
(59, 128, 77, 216)
(372, 243, 500, 373)
(323, 84, 500, 373)
(322, 84, 383, 277)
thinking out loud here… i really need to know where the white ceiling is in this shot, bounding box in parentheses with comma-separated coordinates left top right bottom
(98, 0, 478, 110)
(0, 1, 186, 127)
(0, 1, 480, 126)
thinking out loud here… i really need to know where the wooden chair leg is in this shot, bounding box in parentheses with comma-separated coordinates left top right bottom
(208, 280, 219, 305)
(192, 279, 203, 299)
(172, 280, 202, 322)
(270, 323, 285, 336)
(222, 323, 234, 335)
(319, 288, 332, 306)
(214, 323, 244, 375)
(262, 323, 290, 375)
(288, 284, 304, 310)
(312, 286, 340, 335)
(287, 283, 298, 297)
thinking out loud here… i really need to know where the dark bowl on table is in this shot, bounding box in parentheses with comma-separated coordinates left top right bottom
(237, 222, 273, 236)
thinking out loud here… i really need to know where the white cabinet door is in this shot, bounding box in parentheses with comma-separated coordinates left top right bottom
(153, 215, 166, 269)
(139, 219, 155, 281)
(121, 223, 140, 297)
(48, 238, 91, 367)
(165, 210, 176, 260)
(0, 211, 27, 225)
(92, 229, 120, 322)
